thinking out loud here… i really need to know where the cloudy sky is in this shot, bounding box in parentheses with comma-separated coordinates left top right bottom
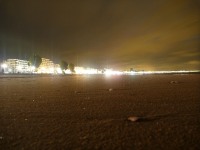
(0, 0, 200, 70)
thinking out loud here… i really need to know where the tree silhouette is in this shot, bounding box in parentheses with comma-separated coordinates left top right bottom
(60, 61, 68, 70)
(60, 60, 68, 74)
(68, 63, 75, 73)
(29, 54, 42, 68)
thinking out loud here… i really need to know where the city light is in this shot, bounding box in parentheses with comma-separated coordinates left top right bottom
(75, 67, 98, 74)
(50, 68, 54, 72)
(1, 59, 199, 75)
(17, 65, 22, 70)
(1, 64, 7, 68)
(31, 66, 35, 70)
(56, 68, 62, 74)
(104, 69, 123, 76)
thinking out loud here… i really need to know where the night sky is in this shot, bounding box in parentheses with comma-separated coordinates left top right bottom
(0, 0, 200, 70)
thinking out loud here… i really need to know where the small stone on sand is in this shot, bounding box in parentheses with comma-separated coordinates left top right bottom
(75, 91, 81, 94)
(109, 88, 113, 92)
(128, 116, 139, 122)
(170, 81, 178, 84)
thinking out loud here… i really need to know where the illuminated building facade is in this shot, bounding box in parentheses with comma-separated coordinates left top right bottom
(54, 64, 62, 74)
(1, 59, 29, 73)
(0, 58, 63, 74)
(37, 58, 55, 74)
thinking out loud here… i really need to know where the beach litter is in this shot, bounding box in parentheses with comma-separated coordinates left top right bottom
(128, 116, 140, 122)
(170, 81, 178, 84)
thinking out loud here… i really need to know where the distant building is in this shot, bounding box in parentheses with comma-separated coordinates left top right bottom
(1, 59, 29, 73)
(37, 58, 56, 74)
(0, 58, 66, 74)
(54, 63, 62, 74)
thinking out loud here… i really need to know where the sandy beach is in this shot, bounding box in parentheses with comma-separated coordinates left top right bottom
(0, 74, 199, 149)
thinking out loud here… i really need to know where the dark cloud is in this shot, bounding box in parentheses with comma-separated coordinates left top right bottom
(0, 0, 200, 70)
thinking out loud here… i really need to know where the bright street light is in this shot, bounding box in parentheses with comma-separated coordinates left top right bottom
(1, 64, 7, 68)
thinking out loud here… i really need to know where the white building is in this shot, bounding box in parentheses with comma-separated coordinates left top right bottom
(1, 59, 30, 73)
(0, 58, 71, 74)
(37, 58, 60, 74)
(54, 63, 62, 74)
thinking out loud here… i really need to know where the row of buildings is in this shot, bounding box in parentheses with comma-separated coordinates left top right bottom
(0, 58, 127, 75)
(0, 58, 105, 74)
(0, 58, 62, 74)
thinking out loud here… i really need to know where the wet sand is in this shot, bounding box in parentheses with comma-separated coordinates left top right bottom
(0, 74, 200, 149)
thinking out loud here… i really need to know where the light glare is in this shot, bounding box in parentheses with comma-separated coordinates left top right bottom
(1, 64, 7, 68)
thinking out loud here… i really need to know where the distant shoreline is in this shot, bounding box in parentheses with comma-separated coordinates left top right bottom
(0, 72, 200, 78)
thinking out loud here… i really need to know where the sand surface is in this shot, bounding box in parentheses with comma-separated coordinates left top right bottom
(0, 74, 200, 149)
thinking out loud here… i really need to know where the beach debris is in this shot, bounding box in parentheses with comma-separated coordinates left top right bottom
(170, 81, 178, 84)
(85, 97, 90, 100)
(25, 119, 28, 121)
(128, 116, 140, 122)
(74, 91, 81, 94)
(0, 136, 3, 140)
(80, 135, 88, 140)
(108, 88, 113, 92)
